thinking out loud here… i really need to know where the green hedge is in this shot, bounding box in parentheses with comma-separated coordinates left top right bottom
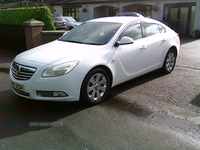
(0, 6, 55, 30)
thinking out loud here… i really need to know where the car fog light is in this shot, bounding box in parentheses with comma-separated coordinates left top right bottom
(53, 92, 67, 97)
(37, 91, 68, 97)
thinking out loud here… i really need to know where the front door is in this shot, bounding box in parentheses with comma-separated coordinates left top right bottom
(115, 23, 147, 77)
(163, 3, 196, 35)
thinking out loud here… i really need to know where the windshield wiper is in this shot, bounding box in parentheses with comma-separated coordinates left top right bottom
(85, 42, 103, 45)
(59, 39, 102, 45)
(67, 40, 84, 44)
(58, 39, 104, 45)
(60, 40, 85, 44)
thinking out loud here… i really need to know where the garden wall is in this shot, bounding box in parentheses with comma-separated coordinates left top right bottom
(0, 19, 66, 51)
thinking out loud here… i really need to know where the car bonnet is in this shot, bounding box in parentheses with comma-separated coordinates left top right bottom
(16, 40, 108, 65)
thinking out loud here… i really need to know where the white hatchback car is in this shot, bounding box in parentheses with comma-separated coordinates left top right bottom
(10, 17, 180, 104)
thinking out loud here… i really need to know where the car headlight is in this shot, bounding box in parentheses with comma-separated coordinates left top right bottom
(42, 61, 79, 77)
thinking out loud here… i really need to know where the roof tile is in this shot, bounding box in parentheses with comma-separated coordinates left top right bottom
(51, 0, 137, 5)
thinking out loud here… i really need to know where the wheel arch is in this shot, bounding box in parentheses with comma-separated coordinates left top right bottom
(69, 26, 74, 30)
(79, 65, 113, 104)
(163, 46, 178, 65)
(86, 65, 113, 87)
(161, 46, 177, 74)
(169, 46, 178, 57)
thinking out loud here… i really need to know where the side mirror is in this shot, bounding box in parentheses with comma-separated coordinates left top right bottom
(114, 36, 134, 47)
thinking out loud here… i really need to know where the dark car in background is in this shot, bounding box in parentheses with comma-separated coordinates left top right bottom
(52, 14, 82, 30)
(116, 12, 145, 18)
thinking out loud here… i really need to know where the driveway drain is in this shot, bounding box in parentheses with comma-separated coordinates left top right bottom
(148, 113, 191, 131)
(105, 99, 193, 132)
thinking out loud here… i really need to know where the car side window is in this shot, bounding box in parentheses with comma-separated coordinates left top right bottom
(144, 23, 160, 37)
(121, 23, 143, 40)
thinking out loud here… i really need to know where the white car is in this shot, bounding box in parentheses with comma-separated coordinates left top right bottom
(9, 17, 180, 104)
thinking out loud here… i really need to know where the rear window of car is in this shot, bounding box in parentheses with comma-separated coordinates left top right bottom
(63, 17, 76, 22)
(53, 17, 64, 22)
(144, 23, 160, 36)
(144, 22, 166, 37)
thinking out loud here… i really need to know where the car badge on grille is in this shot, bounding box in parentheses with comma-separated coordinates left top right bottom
(15, 64, 21, 73)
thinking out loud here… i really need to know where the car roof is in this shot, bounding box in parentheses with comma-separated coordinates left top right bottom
(87, 16, 142, 24)
(86, 16, 161, 25)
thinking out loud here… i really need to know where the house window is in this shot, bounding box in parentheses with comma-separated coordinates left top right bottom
(63, 7, 80, 21)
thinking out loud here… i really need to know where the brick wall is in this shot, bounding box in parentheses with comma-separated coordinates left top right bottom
(42, 31, 66, 44)
(24, 26, 44, 49)
(23, 19, 66, 50)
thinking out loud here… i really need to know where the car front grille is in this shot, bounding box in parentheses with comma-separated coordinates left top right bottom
(12, 61, 37, 80)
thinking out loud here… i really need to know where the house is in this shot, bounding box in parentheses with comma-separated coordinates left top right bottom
(51, 0, 200, 36)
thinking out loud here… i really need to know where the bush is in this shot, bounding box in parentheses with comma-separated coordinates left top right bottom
(0, 6, 55, 30)
(193, 29, 200, 38)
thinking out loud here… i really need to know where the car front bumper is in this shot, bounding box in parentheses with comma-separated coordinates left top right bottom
(9, 61, 83, 102)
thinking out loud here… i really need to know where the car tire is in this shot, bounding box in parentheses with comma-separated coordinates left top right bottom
(161, 48, 177, 74)
(69, 26, 74, 30)
(80, 68, 111, 105)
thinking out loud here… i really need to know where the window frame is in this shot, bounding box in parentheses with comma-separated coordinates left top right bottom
(62, 6, 80, 21)
(158, 24, 166, 33)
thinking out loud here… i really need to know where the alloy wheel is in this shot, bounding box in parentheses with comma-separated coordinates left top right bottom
(165, 51, 175, 72)
(87, 73, 107, 101)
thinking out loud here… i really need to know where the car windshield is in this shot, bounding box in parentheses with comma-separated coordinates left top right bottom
(63, 17, 76, 22)
(59, 22, 122, 45)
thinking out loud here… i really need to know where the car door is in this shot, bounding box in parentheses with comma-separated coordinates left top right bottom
(115, 22, 147, 78)
(143, 22, 167, 70)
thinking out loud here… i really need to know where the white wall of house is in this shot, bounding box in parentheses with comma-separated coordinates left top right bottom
(53, 6, 63, 15)
(80, 3, 124, 21)
(79, 5, 94, 21)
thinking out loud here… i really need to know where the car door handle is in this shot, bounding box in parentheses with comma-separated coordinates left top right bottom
(140, 45, 147, 50)
(162, 38, 167, 42)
